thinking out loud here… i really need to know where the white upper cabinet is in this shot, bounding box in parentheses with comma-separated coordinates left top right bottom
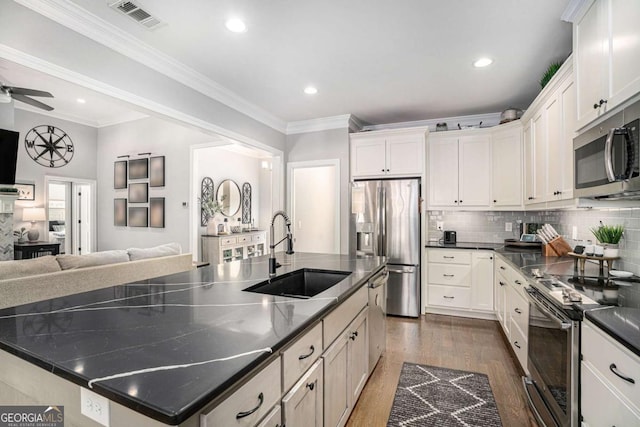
(491, 123, 523, 208)
(428, 133, 491, 208)
(351, 129, 426, 178)
(575, 0, 640, 129)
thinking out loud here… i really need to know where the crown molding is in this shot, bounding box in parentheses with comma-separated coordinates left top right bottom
(360, 112, 502, 132)
(13, 0, 288, 133)
(561, 0, 589, 23)
(286, 114, 355, 135)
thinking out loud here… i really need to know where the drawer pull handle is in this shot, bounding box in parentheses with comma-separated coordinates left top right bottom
(500, 266, 506, 270)
(443, 256, 455, 259)
(514, 341, 521, 349)
(499, 281, 506, 286)
(443, 296, 454, 299)
(609, 363, 635, 384)
(443, 274, 455, 277)
(298, 345, 315, 360)
(306, 381, 315, 391)
(514, 308, 522, 314)
(515, 280, 522, 285)
(236, 392, 264, 419)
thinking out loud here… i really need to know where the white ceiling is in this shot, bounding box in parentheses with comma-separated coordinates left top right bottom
(9, 0, 573, 128)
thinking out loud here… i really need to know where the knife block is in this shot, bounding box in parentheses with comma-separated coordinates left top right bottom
(542, 236, 573, 257)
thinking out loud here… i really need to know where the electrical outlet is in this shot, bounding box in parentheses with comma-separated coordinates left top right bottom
(505, 222, 512, 232)
(436, 221, 444, 231)
(572, 225, 578, 240)
(81, 388, 110, 427)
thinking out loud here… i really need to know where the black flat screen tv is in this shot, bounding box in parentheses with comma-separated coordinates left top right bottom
(0, 129, 19, 185)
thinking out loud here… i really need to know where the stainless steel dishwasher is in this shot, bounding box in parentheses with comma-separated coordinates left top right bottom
(368, 268, 388, 374)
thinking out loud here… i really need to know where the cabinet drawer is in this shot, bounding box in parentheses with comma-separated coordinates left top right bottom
(256, 405, 281, 427)
(238, 235, 252, 243)
(495, 257, 511, 275)
(582, 321, 640, 410)
(253, 234, 265, 243)
(510, 271, 529, 299)
(323, 286, 367, 346)
(427, 285, 471, 309)
(510, 319, 528, 374)
(428, 264, 471, 287)
(581, 362, 640, 427)
(428, 250, 471, 265)
(508, 289, 529, 337)
(282, 322, 323, 392)
(220, 237, 238, 246)
(201, 358, 281, 427)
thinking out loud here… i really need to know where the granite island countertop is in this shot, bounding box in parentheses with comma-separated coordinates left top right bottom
(0, 252, 385, 425)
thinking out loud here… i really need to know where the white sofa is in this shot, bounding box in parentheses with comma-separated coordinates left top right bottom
(0, 243, 194, 309)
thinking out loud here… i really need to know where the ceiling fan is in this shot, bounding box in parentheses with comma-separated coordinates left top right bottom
(0, 82, 54, 111)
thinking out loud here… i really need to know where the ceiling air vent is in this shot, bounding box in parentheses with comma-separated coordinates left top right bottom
(108, 0, 164, 30)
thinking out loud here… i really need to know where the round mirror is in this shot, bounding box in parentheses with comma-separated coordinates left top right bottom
(216, 179, 241, 217)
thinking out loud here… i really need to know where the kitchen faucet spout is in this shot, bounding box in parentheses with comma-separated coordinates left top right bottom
(269, 210, 294, 277)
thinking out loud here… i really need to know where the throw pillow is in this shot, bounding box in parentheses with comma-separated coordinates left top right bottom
(127, 242, 182, 261)
(56, 250, 129, 270)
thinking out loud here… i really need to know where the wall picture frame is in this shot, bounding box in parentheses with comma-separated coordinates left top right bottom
(128, 182, 148, 203)
(114, 161, 127, 189)
(150, 197, 165, 228)
(129, 206, 148, 227)
(149, 156, 165, 187)
(114, 198, 127, 226)
(14, 183, 35, 201)
(128, 158, 149, 180)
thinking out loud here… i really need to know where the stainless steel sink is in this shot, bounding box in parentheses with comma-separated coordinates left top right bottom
(244, 268, 351, 299)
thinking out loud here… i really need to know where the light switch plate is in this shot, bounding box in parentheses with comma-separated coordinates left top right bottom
(81, 387, 110, 426)
(505, 222, 512, 232)
(436, 221, 444, 231)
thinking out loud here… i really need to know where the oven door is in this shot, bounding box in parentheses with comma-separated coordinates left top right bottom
(524, 288, 579, 427)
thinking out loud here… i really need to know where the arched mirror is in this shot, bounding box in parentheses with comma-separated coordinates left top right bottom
(216, 179, 241, 217)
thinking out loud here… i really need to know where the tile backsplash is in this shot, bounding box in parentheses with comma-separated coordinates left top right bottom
(427, 208, 640, 274)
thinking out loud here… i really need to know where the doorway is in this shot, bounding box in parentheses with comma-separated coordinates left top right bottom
(45, 177, 96, 255)
(287, 160, 340, 254)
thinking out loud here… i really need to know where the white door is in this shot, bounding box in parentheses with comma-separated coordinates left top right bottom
(288, 160, 340, 254)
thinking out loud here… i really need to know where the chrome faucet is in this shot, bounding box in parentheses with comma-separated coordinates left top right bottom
(269, 210, 294, 277)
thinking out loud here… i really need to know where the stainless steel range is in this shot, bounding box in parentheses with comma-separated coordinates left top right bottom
(522, 271, 638, 427)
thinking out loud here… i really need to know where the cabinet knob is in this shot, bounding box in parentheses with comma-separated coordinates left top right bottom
(593, 103, 600, 110)
(528, 196, 534, 200)
(493, 200, 497, 203)
(306, 382, 315, 391)
(381, 169, 385, 172)
(386, 169, 390, 172)
(599, 99, 607, 106)
(459, 200, 462, 203)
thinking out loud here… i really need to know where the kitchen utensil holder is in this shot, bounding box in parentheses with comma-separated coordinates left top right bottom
(542, 236, 573, 257)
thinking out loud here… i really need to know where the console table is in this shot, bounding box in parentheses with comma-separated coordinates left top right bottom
(14, 241, 61, 260)
(201, 230, 266, 264)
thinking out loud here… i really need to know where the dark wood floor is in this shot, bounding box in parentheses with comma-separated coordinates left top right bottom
(346, 314, 538, 427)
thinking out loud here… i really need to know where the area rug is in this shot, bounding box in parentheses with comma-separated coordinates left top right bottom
(387, 363, 503, 427)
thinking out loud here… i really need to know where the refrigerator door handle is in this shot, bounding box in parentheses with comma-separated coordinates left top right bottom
(377, 185, 386, 257)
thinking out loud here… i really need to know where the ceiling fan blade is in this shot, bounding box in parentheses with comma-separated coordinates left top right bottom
(8, 86, 54, 98)
(11, 93, 54, 111)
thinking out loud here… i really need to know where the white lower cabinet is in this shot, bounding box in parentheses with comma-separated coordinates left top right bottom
(494, 270, 509, 335)
(282, 359, 323, 427)
(323, 307, 369, 427)
(426, 249, 493, 318)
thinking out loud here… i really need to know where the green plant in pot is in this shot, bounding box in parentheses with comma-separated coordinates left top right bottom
(13, 227, 27, 244)
(590, 223, 624, 257)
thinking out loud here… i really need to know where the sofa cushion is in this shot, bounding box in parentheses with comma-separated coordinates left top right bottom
(127, 243, 182, 261)
(0, 256, 62, 280)
(56, 250, 130, 270)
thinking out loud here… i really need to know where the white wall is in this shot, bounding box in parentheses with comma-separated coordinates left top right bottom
(97, 116, 214, 252)
(286, 128, 350, 254)
(12, 109, 98, 237)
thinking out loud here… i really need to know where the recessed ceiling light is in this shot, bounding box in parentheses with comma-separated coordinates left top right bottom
(225, 18, 247, 33)
(76, 98, 86, 104)
(304, 86, 318, 95)
(473, 58, 493, 68)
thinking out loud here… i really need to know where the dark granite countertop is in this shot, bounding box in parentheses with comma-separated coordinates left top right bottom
(0, 253, 385, 425)
(585, 307, 640, 358)
(425, 241, 506, 250)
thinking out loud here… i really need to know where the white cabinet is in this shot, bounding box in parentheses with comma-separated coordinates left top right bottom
(581, 319, 640, 426)
(351, 129, 426, 178)
(283, 359, 323, 427)
(256, 406, 281, 427)
(491, 124, 522, 208)
(494, 255, 529, 374)
(574, 0, 640, 129)
(426, 249, 493, 318)
(521, 59, 575, 207)
(201, 231, 266, 264)
(323, 307, 369, 427)
(428, 134, 491, 208)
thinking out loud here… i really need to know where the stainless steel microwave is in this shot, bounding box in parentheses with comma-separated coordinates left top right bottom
(574, 100, 640, 199)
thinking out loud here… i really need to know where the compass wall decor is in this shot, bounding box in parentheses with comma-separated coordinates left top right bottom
(24, 125, 74, 168)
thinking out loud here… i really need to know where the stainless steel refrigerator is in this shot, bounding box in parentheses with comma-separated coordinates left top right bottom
(352, 178, 421, 317)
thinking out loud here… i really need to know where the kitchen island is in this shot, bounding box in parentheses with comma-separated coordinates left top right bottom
(0, 252, 385, 426)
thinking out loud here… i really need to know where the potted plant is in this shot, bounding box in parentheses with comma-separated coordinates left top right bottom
(199, 197, 224, 235)
(13, 227, 27, 244)
(590, 223, 624, 257)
